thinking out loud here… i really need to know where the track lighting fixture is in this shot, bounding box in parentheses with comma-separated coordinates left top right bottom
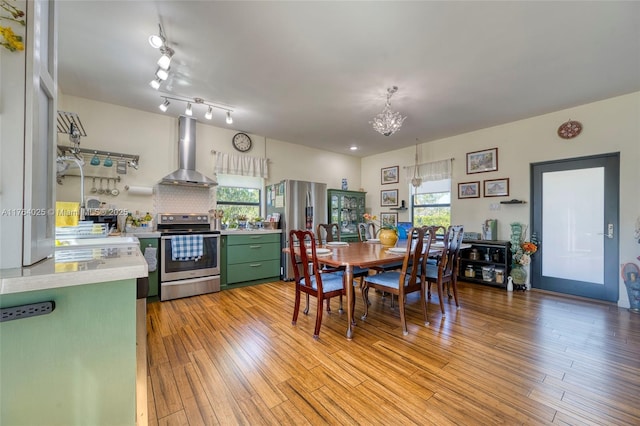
(159, 99, 170, 112)
(156, 94, 235, 123)
(149, 77, 161, 90)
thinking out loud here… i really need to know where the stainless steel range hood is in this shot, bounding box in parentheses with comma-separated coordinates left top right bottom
(160, 116, 217, 188)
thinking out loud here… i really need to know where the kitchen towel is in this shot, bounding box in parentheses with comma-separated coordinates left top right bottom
(171, 235, 203, 261)
(55, 201, 80, 227)
(143, 246, 157, 272)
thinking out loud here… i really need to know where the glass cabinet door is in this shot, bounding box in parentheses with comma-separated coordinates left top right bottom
(327, 190, 366, 241)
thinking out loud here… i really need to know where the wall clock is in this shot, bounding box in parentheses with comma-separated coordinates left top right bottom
(557, 120, 583, 139)
(232, 133, 252, 152)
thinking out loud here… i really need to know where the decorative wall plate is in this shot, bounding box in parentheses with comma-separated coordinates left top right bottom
(557, 120, 583, 139)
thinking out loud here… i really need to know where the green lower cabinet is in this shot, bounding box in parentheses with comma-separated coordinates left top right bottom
(222, 233, 281, 289)
(0, 280, 136, 425)
(139, 238, 159, 299)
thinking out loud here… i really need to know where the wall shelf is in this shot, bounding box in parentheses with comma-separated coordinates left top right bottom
(500, 199, 527, 204)
(390, 207, 407, 211)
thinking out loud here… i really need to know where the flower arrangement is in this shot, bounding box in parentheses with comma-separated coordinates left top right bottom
(510, 224, 538, 267)
(1, 0, 25, 52)
(363, 213, 397, 233)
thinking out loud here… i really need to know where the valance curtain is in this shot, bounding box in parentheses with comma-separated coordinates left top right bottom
(214, 152, 269, 178)
(405, 158, 452, 182)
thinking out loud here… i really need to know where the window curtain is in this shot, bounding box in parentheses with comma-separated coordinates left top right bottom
(214, 152, 269, 178)
(405, 158, 452, 182)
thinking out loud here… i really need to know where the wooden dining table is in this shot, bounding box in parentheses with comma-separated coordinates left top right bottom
(286, 240, 417, 339)
(284, 239, 470, 339)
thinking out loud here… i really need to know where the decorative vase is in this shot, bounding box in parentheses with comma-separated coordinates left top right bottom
(379, 228, 398, 247)
(624, 279, 640, 313)
(510, 265, 527, 286)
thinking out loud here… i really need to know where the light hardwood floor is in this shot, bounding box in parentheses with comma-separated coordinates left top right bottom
(146, 280, 640, 425)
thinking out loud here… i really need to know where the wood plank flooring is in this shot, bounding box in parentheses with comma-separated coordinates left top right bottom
(145, 280, 640, 425)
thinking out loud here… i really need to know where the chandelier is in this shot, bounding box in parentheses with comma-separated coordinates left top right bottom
(370, 86, 406, 136)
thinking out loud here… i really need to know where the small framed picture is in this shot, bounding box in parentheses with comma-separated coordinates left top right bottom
(458, 181, 480, 199)
(380, 189, 398, 206)
(483, 178, 510, 197)
(381, 166, 399, 185)
(466, 148, 498, 174)
(380, 212, 398, 228)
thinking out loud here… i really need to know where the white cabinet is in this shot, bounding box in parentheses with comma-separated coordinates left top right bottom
(0, 0, 57, 268)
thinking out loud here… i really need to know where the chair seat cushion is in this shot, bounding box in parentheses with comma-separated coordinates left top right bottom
(301, 272, 344, 293)
(364, 271, 413, 290)
(353, 266, 369, 277)
(424, 263, 443, 280)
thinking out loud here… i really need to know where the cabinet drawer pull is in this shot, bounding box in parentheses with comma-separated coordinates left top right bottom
(249, 263, 262, 267)
(249, 236, 263, 239)
(249, 245, 262, 249)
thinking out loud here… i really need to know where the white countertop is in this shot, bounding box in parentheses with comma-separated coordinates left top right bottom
(220, 229, 282, 235)
(0, 244, 147, 295)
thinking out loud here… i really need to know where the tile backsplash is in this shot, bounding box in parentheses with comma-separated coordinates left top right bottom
(154, 184, 214, 214)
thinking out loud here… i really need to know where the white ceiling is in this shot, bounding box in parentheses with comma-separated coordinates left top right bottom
(57, 1, 640, 157)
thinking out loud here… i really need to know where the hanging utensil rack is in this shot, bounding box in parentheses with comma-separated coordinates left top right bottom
(56, 146, 140, 164)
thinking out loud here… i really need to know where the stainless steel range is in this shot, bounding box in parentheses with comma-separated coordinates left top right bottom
(157, 213, 220, 301)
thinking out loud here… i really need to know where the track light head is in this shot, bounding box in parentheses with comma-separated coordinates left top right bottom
(149, 78, 161, 90)
(149, 23, 166, 49)
(159, 99, 170, 112)
(157, 47, 174, 70)
(226, 111, 233, 124)
(185, 103, 193, 116)
(205, 106, 213, 120)
(155, 67, 169, 81)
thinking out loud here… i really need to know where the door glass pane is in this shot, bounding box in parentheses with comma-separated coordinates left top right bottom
(542, 167, 604, 284)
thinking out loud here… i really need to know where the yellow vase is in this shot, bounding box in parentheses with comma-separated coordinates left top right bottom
(379, 228, 398, 247)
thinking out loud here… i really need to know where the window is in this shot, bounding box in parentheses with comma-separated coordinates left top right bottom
(412, 179, 451, 229)
(216, 175, 262, 226)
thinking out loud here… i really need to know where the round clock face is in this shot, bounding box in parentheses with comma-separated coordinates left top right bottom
(557, 120, 583, 139)
(232, 133, 252, 152)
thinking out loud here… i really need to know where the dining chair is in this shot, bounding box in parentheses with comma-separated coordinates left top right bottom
(360, 227, 431, 335)
(357, 222, 377, 242)
(316, 223, 340, 244)
(422, 225, 464, 315)
(288, 229, 347, 339)
(317, 223, 369, 312)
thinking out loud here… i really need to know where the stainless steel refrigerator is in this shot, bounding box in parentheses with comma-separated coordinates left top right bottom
(265, 179, 327, 280)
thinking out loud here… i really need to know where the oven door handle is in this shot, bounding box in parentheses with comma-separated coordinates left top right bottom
(161, 234, 219, 240)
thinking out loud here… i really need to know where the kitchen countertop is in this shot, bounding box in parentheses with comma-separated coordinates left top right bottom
(0, 244, 147, 295)
(220, 229, 282, 235)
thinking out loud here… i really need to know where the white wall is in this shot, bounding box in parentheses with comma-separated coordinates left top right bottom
(58, 93, 639, 307)
(361, 92, 640, 308)
(57, 95, 362, 213)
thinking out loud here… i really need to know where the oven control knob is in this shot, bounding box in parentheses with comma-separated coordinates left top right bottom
(169, 216, 174, 221)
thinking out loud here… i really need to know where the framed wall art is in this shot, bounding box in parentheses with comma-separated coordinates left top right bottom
(381, 166, 399, 184)
(380, 189, 399, 206)
(380, 212, 398, 228)
(466, 148, 498, 174)
(458, 181, 480, 199)
(483, 178, 509, 197)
